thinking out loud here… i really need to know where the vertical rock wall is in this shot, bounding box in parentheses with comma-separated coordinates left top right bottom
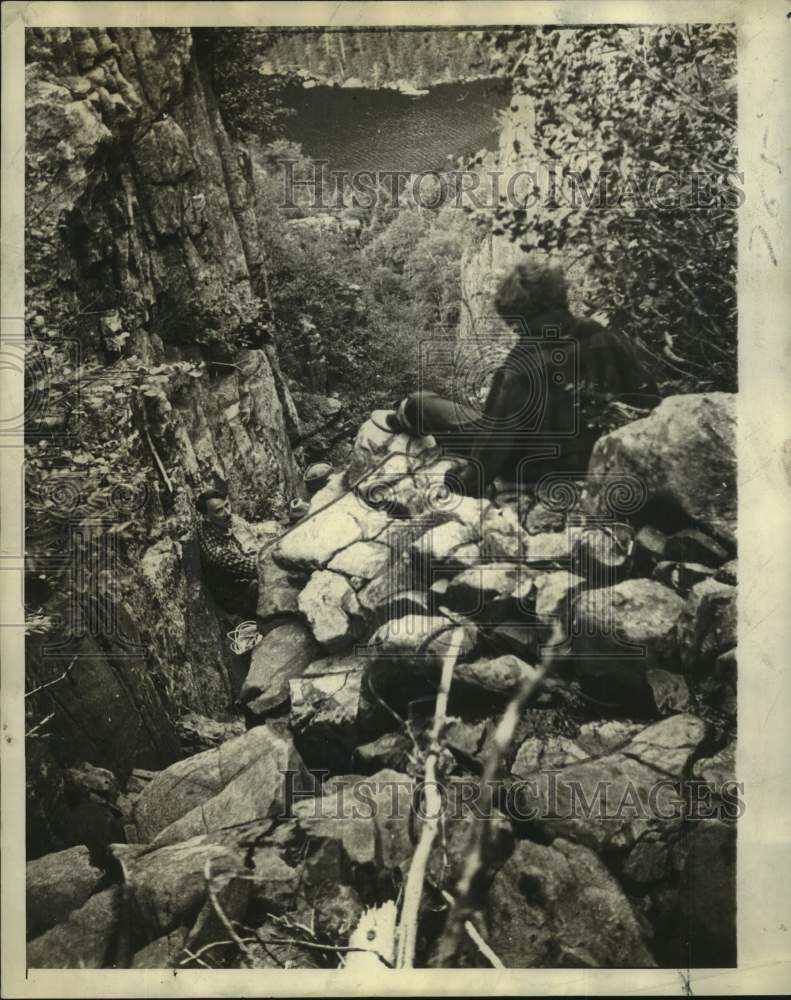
(24, 27, 301, 835)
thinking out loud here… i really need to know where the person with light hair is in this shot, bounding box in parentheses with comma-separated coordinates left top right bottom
(387, 258, 658, 495)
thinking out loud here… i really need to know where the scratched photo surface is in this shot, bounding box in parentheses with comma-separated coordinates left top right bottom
(21, 22, 739, 973)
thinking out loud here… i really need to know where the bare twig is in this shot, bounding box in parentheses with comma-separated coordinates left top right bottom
(395, 626, 467, 969)
(25, 657, 76, 698)
(204, 860, 255, 968)
(25, 711, 55, 738)
(178, 937, 256, 965)
(245, 926, 394, 967)
(440, 890, 504, 969)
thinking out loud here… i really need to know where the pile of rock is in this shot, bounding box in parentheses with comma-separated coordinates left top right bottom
(27, 393, 737, 969)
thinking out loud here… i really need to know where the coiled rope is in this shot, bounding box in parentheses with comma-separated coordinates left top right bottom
(226, 620, 262, 655)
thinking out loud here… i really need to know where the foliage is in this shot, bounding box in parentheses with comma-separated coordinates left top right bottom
(195, 28, 298, 141)
(480, 24, 738, 393)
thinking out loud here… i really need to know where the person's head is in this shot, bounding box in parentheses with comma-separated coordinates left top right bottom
(494, 260, 569, 333)
(197, 488, 232, 530)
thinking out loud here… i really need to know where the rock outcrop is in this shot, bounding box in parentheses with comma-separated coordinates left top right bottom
(25, 27, 302, 853)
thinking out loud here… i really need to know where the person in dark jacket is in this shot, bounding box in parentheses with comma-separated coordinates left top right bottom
(388, 260, 658, 495)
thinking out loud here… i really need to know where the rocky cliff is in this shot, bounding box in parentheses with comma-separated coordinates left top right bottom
(24, 27, 302, 854)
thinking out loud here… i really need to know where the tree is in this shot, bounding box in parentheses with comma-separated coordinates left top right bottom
(484, 24, 737, 393)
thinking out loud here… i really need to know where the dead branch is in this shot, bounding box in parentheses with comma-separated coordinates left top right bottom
(440, 890, 504, 969)
(395, 626, 467, 969)
(203, 859, 255, 969)
(25, 711, 55, 738)
(25, 656, 76, 699)
(435, 622, 564, 966)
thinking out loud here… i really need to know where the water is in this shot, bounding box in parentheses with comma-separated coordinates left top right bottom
(280, 78, 510, 176)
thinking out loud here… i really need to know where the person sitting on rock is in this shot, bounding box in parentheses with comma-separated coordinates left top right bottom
(195, 488, 259, 618)
(387, 259, 658, 495)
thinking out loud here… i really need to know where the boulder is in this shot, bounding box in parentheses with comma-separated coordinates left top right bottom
(327, 540, 392, 581)
(62, 762, 119, 804)
(715, 559, 737, 586)
(479, 503, 526, 560)
(369, 616, 477, 680)
(575, 719, 643, 756)
(692, 739, 736, 791)
(134, 726, 303, 845)
(524, 499, 567, 534)
(297, 570, 362, 650)
(126, 837, 248, 940)
(347, 412, 437, 482)
(673, 820, 736, 966)
(26, 845, 103, 938)
(633, 524, 668, 575)
(275, 490, 389, 571)
(257, 544, 302, 624)
(666, 529, 730, 567)
(511, 735, 589, 778)
(652, 560, 716, 596)
(411, 520, 478, 574)
(486, 838, 655, 967)
(645, 667, 691, 715)
(531, 570, 586, 626)
(677, 578, 737, 673)
(444, 563, 523, 620)
(585, 393, 736, 538)
(520, 714, 708, 852)
(132, 928, 188, 969)
(290, 659, 370, 773)
(570, 578, 686, 702)
(27, 887, 119, 968)
(175, 712, 246, 755)
(293, 769, 414, 871)
(572, 525, 633, 580)
(354, 732, 413, 774)
(241, 620, 322, 713)
(453, 654, 541, 699)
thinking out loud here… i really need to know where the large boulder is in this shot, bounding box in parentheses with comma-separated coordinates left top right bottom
(26, 845, 103, 938)
(257, 543, 302, 624)
(585, 393, 736, 540)
(368, 617, 477, 699)
(290, 655, 379, 772)
(570, 578, 686, 702)
(275, 490, 389, 571)
(519, 714, 708, 852)
(346, 412, 438, 483)
(486, 838, 655, 967)
(444, 563, 524, 620)
(240, 620, 322, 713)
(125, 837, 249, 941)
(297, 570, 363, 650)
(27, 887, 120, 968)
(133, 725, 303, 845)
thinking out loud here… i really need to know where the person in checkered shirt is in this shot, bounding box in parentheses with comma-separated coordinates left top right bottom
(195, 488, 258, 617)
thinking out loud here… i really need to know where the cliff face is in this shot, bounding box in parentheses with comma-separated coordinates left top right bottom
(24, 27, 300, 846)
